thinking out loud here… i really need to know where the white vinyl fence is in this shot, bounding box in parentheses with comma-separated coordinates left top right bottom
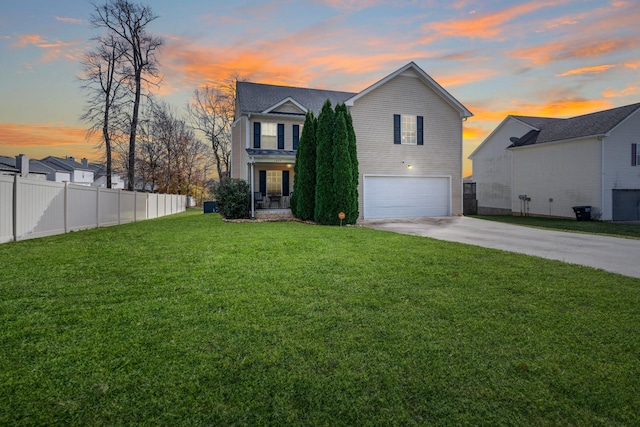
(0, 175, 186, 243)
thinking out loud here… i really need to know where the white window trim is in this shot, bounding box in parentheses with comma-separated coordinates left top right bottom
(262, 123, 277, 149)
(401, 115, 417, 145)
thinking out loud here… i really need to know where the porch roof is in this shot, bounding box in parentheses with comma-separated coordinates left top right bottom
(246, 148, 296, 161)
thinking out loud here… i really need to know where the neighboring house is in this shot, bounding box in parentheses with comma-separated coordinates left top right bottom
(89, 162, 126, 189)
(40, 156, 94, 185)
(469, 102, 640, 221)
(0, 155, 50, 180)
(231, 62, 473, 219)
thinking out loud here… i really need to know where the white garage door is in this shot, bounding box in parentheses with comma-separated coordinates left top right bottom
(364, 176, 450, 219)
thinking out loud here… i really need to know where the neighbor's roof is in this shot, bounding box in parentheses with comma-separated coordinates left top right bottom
(236, 82, 356, 116)
(509, 102, 640, 147)
(41, 156, 90, 171)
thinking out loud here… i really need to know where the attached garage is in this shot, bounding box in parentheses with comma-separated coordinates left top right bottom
(612, 189, 640, 221)
(363, 175, 450, 219)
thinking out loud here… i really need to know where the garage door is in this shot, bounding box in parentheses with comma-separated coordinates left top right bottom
(612, 189, 640, 221)
(364, 176, 450, 219)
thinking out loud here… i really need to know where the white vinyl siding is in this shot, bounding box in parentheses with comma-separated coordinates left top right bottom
(350, 72, 463, 217)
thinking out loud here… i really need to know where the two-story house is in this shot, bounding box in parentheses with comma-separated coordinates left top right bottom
(231, 62, 473, 220)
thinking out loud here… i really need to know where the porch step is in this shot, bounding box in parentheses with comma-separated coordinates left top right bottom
(254, 209, 294, 221)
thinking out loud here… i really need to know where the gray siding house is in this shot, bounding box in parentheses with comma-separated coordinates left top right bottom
(231, 62, 473, 220)
(470, 103, 640, 221)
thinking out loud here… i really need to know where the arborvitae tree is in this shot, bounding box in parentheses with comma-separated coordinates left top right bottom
(345, 106, 359, 223)
(291, 111, 317, 220)
(331, 109, 352, 225)
(314, 100, 335, 224)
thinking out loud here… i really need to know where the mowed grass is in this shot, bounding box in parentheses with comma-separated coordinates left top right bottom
(473, 215, 640, 239)
(1, 210, 639, 426)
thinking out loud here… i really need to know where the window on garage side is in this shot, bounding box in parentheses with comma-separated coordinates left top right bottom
(633, 143, 639, 166)
(394, 114, 423, 145)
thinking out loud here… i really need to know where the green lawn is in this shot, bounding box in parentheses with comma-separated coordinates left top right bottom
(472, 215, 640, 239)
(1, 210, 639, 425)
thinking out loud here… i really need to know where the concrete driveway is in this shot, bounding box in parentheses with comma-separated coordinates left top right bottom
(361, 216, 640, 279)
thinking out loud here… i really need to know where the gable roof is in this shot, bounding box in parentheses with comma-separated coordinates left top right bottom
(509, 102, 640, 147)
(236, 82, 356, 116)
(41, 156, 91, 172)
(0, 156, 51, 175)
(345, 62, 473, 118)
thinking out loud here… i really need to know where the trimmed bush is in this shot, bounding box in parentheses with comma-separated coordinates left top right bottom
(214, 178, 250, 219)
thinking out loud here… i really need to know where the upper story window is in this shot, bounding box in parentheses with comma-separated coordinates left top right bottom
(253, 122, 285, 149)
(633, 143, 639, 167)
(261, 123, 277, 149)
(394, 114, 424, 145)
(401, 115, 416, 144)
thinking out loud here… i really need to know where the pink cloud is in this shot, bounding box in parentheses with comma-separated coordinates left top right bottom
(556, 64, 616, 77)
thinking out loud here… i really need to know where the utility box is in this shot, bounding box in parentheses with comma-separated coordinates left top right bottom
(572, 205, 591, 221)
(203, 201, 218, 214)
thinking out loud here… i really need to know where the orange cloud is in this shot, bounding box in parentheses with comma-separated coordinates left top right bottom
(556, 64, 615, 77)
(603, 84, 640, 98)
(509, 37, 639, 64)
(0, 123, 102, 161)
(423, 1, 557, 40)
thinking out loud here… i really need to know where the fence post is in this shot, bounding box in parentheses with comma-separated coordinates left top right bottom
(12, 175, 18, 242)
(64, 182, 69, 233)
(96, 186, 100, 227)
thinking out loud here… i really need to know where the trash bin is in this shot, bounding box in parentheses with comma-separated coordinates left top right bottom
(572, 205, 591, 221)
(203, 201, 218, 214)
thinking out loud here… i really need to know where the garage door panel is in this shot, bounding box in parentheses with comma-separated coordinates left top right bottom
(364, 176, 450, 219)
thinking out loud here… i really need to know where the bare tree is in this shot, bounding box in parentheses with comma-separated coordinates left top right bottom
(186, 77, 239, 183)
(79, 33, 127, 188)
(90, 0, 163, 191)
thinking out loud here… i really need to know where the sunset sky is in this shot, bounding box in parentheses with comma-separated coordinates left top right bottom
(1, 0, 639, 176)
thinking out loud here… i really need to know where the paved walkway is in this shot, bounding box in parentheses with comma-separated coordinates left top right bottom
(362, 216, 640, 279)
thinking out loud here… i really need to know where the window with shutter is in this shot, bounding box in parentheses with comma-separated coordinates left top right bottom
(633, 143, 638, 166)
(394, 114, 422, 145)
(261, 123, 277, 149)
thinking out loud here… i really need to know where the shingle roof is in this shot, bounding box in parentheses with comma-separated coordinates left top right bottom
(0, 156, 53, 175)
(237, 82, 356, 116)
(509, 102, 640, 147)
(246, 149, 296, 157)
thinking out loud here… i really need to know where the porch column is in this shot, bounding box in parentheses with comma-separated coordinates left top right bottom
(250, 157, 255, 219)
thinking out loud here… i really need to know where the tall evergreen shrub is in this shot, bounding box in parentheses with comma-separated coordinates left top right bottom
(314, 100, 335, 224)
(345, 106, 359, 223)
(331, 109, 353, 225)
(291, 111, 317, 220)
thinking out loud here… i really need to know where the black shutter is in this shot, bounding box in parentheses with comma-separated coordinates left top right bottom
(293, 125, 300, 150)
(393, 114, 401, 144)
(254, 122, 261, 148)
(282, 170, 290, 196)
(417, 116, 424, 145)
(633, 143, 637, 166)
(259, 170, 266, 196)
(277, 123, 285, 149)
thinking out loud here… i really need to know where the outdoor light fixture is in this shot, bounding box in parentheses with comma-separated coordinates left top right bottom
(407, 164, 413, 170)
